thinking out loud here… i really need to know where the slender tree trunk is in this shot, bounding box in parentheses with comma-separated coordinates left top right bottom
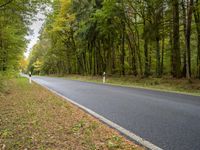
(161, 2, 165, 75)
(135, 15, 143, 76)
(194, 0, 200, 78)
(71, 29, 83, 74)
(0, 30, 2, 71)
(124, 15, 138, 76)
(161, 33, 165, 75)
(156, 36, 161, 77)
(121, 21, 125, 76)
(97, 40, 104, 75)
(127, 33, 137, 76)
(182, 0, 187, 77)
(82, 50, 87, 75)
(169, 19, 174, 76)
(111, 39, 116, 74)
(185, 0, 194, 80)
(172, 0, 181, 78)
(143, 20, 149, 77)
(93, 41, 97, 76)
(0, 18, 7, 72)
(107, 34, 112, 74)
(88, 42, 92, 75)
(149, 44, 152, 74)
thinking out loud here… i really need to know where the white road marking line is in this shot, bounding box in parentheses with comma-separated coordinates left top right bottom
(27, 76, 163, 150)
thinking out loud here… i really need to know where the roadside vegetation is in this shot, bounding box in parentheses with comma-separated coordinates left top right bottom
(26, 0, 200, 95)
(0, 0, 50, 96)
(59, 75, 200, 96)
(0, 0, 199, 148)
(0, 71, 18, 94)
(0, 77, 142, 150)
(27, 0, 200, 82)
(56, 75, 200, 96)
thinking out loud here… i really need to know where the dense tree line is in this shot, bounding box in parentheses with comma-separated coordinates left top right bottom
(0, 0, 49, 75)
(28, 0, 200, 79)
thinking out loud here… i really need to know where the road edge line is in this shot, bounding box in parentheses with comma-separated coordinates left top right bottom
(31, 78, 163, 150)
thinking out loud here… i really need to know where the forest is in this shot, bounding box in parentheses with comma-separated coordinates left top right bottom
(1, 0, 200, 80)
(0, 0, 49, 79)
(27, 0, 200, 80)
(1, 1, 200, 149)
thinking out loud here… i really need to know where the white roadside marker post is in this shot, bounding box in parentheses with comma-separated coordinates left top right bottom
(103, 72, 106, 84)
(29, 71, 32, 84)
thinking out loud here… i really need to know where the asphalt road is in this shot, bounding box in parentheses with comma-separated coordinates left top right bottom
(32, 76, 200, 150)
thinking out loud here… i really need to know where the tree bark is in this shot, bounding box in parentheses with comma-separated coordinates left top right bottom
(143, 20, 150, 77)
(185, 0, 194, 80)
(182, 0, 187, 77)
(156, 36, 161, 77)
(172, 0, 181, 78)
(121, 21, 125, 76)
(194, 0, 200, 78)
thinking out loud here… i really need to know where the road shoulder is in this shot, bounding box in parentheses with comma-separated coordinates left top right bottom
(0, 77, 143, 150)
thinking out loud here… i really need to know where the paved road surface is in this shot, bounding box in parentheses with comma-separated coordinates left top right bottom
(32, 76, 200, 150)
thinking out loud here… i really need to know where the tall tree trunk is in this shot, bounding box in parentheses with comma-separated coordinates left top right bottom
(156, 36, 161, 77)
(124, 15, 138, 76)
(143, 20, 150, 77)
(182, 0, 187, 77)
(172, 0, 181, 78)
(0, 30, 2, 71)
(161, 33, 165, 75)
(185, 0, 194, 80)
(111, 39, 116, 74)
(170, 21, 174, 76)
(127, 33, 137, 76)
(93, 41, 97, 76)
(71, 29, 83, 74)
(194, 0, 200, 78)
(161, 2, 165, 75)
(88, 42, 92, 75)
(121, 21, 125, 76)
(135, 15, 143, 76)
(107, 34, 112, 74)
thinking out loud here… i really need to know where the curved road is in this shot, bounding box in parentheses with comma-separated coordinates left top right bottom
(32, 76, 200, 150)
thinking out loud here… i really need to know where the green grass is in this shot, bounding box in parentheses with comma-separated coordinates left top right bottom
(0, 77, 142, 150)
(58, 75, 200, 96)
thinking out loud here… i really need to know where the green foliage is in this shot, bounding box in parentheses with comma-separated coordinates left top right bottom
(0, 0, 51, 76)
(0, 73, 5, 93)
(28, 0, 200, 79)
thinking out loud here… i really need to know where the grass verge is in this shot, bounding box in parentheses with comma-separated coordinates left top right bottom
(58, 75, 200, 96)
(0, 77, 142, 150)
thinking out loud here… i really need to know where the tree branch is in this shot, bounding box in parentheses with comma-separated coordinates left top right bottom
(0, 0, 13, 8)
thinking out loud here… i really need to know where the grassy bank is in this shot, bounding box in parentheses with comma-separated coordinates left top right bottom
(58, 75, 200, 96)
(0, 78, 142, 150)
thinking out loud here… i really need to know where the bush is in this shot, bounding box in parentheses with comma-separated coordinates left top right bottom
(0, 69, 19, 93)
(4, 68, 19, 78)
(0, 73, 5, 93)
